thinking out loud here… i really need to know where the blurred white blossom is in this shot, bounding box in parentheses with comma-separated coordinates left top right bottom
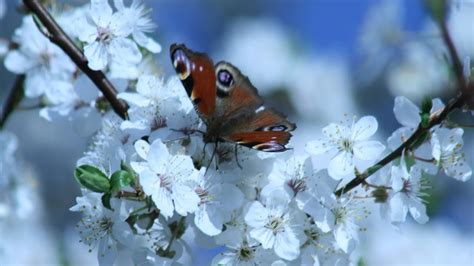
(4, 16, 76, 99)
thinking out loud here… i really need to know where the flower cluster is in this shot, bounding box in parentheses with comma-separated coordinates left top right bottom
(1, 0, 473, 265)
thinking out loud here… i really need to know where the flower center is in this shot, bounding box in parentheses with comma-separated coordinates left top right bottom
(195, 185, 209, 204)
(97, 27, 114, 44)
(287, 178, 306, 194)
(265, 215, 285, 234)
(339, 138, 353, 152)
(159, 174, 171, 190)
(238, 245, 254, 261)
(39, 51, 52, 68)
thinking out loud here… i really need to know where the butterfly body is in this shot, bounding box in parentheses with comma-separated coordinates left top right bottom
(170, 44, 295, 152)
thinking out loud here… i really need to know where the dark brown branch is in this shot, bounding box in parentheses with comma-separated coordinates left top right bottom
(22, 0, 128, 119)
(439, 18, 467, 94)
(0, 75, 25, 129)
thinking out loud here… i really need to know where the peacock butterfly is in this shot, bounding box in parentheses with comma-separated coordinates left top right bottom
(170, 43, 296, 154)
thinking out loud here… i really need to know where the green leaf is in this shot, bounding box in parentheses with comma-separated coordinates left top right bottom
(421, 97, 433, 114)
(421, 113, 431, 128)
(110, 170, 134, 193)
(101, 193, 113, 210)
(424, 0, 447, 23)
(74, 165, 110, 193)
(357, 257, 366, 266)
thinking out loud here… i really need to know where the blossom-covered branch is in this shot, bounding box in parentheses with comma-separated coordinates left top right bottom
(335, 4, 470, 196)
(22, 0, 129, 119)
(335, 93, 464, 196)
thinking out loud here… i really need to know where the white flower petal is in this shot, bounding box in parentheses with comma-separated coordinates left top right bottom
(328, 151, 354, 179)
(389, 193, 408, 223)
(108, 38, 142, 66)
(444, 157, 472, 182)
(244, 201, 269, 228)
(351, 116, 378, 141)
(84, 41, 108, 70)
(4, 50, 35, 73)
(134, 139, 150, 160)
(250, 227, 275, 249)
(133, 31, 162, 53)
(393, 96, 420, 128)
(118, 92, 150, 107)
(147, 139, 169, 174)
(218, 184, 244, 211)
(334, 224, 353, 253)
(24, 70, 48, 97)
(387, 127, 413, 150)
(431, 132, 442, 161)
(90, 0, 113, 27)
(408, 199, 429, 224)
(322, 123, 350, 141)
(353, 140, 385, 161)
(154, 187, 174, 218)
(172, 183, 199, 216)
(305, 139, 335, 155)
(195, 205, 223, 236)
(430, 98, 445, 114)
(274, 228, 300, 260)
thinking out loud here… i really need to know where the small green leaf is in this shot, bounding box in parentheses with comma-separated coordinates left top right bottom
(425, 0, 447, 23)
(74, 165, 110, 192)
(101, 193, 113, 210)
(421, 113, 431, 128)
(110, 170, 134, 193)
(421, 97, 433, 114)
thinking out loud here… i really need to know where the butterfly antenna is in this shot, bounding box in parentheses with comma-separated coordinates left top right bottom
(234, 144, 243, 169)
(207, 141, 218, 171)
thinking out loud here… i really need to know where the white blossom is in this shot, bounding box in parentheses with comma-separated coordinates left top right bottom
(244, 190, 306, 261)
(193, 169, 244, 236)
(306, 116, 385, 179)
(389, 158, 429, 224)
(78, 0, 142, 70)
(114, 0, 162, 53)
(70, 193, 136, 265)
(131, 139, 200, 218)
(431, 128, 472, 181)
(4, 16, 75, 99)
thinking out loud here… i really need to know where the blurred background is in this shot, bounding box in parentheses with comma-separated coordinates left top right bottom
(0, 0, 473, 265)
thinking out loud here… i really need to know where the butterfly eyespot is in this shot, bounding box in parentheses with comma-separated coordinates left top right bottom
(217, 70, 234, 88)
(261, 124, 288, 132)
(172, 48, 191, 80)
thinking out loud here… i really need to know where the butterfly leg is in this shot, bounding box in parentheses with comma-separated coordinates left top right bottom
(234, 144, 243, 169)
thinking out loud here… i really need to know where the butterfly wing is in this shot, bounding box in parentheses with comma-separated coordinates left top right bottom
(170, 44, 216, 121)
(212, 62, 295, 151)
(170, 45, 296, 152)
(224, 108, 296, 152)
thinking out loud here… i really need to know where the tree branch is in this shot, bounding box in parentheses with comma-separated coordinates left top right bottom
(22, 0, 129, 119)
(336, 5, 470, 197)
(0, 75, 25, 129)
(335, 95, 463, 196)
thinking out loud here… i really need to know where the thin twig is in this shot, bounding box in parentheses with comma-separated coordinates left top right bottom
(22, 0, 129, 119)
(0, 75, 25, 129)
